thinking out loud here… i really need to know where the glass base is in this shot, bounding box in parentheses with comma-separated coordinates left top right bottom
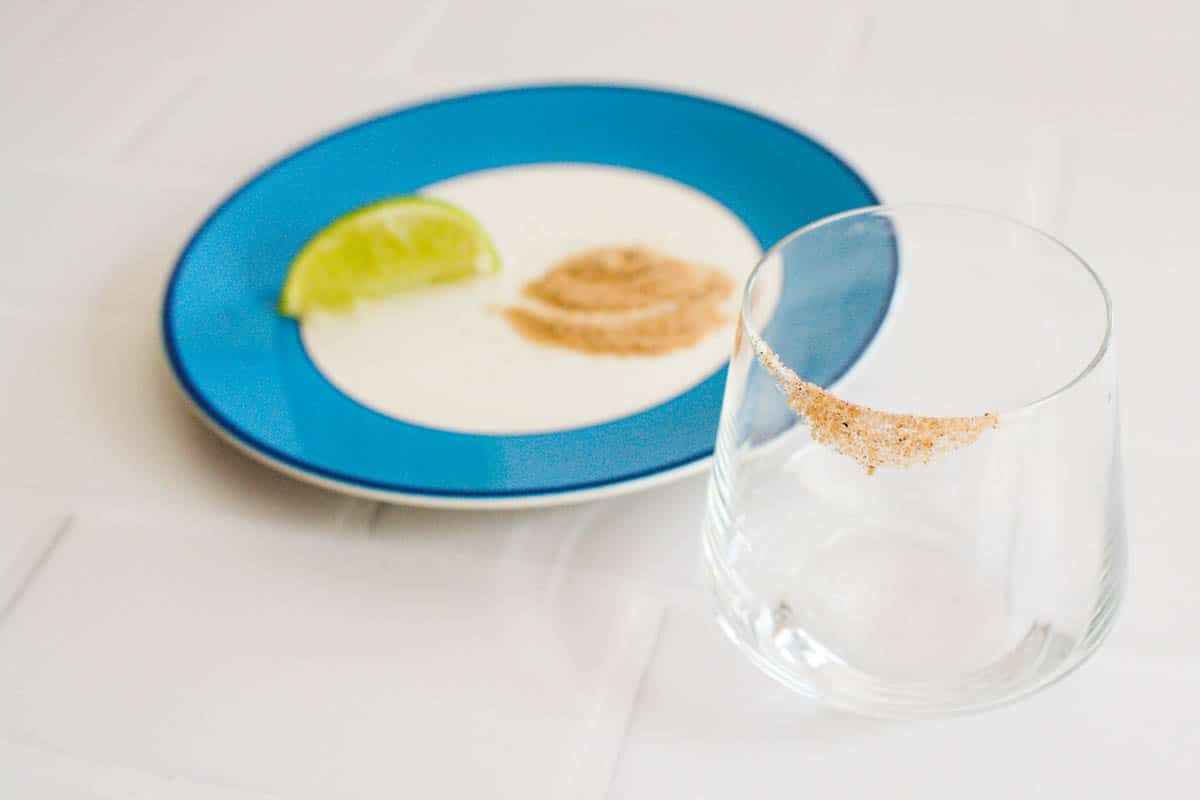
(703, 517, 1124, 719)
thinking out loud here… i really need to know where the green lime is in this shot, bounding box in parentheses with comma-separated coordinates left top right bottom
(279, 196, 500, 317)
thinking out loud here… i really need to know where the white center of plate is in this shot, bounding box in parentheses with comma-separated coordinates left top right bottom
(300, 163, 762, 435)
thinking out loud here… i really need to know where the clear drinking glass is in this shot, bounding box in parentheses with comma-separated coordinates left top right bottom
(703, 205, 1125, 718)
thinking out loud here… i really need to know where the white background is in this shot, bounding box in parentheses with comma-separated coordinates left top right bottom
(1, 1, 1196, 797)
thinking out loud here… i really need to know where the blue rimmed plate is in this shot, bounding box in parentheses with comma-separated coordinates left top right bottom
(163, 85, 890, 508)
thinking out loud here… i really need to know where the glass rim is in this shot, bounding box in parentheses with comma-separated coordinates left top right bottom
(739, 202, 1114, 417)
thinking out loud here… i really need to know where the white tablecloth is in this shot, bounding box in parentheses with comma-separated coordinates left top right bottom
(2, 1, 1196, 797)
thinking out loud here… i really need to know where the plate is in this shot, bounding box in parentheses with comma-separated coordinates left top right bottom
(162, 85, 890, 508)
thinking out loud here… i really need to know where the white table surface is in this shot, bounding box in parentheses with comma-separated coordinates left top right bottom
(2, 1, 1197, 797)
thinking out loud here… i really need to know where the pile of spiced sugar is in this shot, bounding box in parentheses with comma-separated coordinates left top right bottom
(504, 245, 735, 355)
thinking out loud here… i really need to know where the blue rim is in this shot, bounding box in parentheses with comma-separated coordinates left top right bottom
(162, 84, 888, 499)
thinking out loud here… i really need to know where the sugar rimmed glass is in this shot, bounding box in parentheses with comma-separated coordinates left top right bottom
(703, 205, 1126, 718)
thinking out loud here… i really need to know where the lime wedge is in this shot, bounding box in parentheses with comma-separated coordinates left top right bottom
(279, 196, 499, 317)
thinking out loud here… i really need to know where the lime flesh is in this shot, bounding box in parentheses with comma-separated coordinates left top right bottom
(279, 196, 499, 317)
